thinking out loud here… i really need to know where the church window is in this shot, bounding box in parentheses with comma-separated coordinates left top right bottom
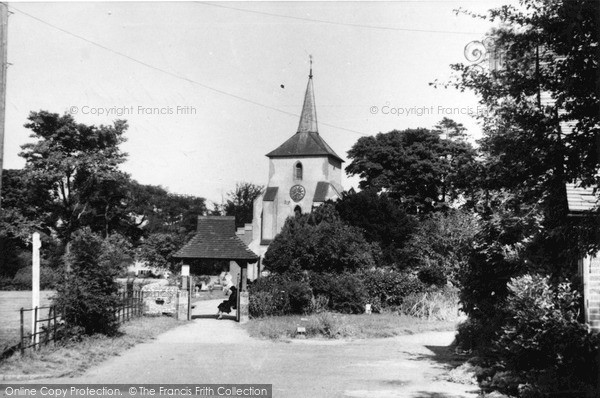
(294, 162, 303, 180)
(294, 205, 302, 217)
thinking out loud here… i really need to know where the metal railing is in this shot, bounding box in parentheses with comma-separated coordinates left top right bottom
(14, 291, 144, 356)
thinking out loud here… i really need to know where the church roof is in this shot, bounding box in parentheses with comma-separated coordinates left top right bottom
(173, 216, 258, 262)
(266, 64, 344, 163)
(266, 131, 344, 162)
(297, 69, 318, 134)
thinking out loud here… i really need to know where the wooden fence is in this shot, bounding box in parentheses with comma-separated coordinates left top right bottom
(15, 291, 144, 356)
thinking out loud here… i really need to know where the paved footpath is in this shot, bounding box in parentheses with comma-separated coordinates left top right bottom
(15, 300, 481, 398)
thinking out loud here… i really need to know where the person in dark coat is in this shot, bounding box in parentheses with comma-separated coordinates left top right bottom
(217, 284, 237, 319)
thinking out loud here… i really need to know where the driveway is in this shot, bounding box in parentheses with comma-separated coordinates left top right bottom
(13, 304, 481, 398)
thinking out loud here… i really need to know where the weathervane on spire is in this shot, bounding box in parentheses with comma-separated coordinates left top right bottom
(309, 55, 313, 78)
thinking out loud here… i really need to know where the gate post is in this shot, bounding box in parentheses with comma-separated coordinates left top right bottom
(238, 266, 249, 324)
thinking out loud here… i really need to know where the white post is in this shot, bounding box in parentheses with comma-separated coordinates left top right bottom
(181, 265, 189, 276)
(31, 232, 41, 346)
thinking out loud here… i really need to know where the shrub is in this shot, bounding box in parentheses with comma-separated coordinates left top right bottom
(417, 266, 447, 287)
(309, 272, 367, 314)
(401, 209, 479, 285)
(287, 281, 313, 314)
(455, 318, 501, 353)
(263, 204, 378, 274)
(248, 274, 311, 317)
(359, 268, 424, 311)
(11, 266, 60, 290)
(53, 229, 129, 336)
(490, 274, 600, 396)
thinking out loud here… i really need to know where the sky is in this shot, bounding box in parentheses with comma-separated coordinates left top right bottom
(3, 1, 506, 206)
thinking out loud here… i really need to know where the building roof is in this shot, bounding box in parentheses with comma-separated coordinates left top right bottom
(173, 216, 258, 262)
(566, 183, 598, 213)
(266, 131, 344, 162)
(297, 71, 318, 134)
(265, 67, 344, 163)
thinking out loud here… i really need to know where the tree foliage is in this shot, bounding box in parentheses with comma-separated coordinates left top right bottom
(219, 182, 264, 228)
(492, 274, 600, 396)
(19, 111, 130, 245)
(137, 232, 187, 271)
(403, 209, 480, 286)
(263, 204, 378, 274)
(345, 127, 478, 213)
(125, 180, 206, 235)
(54, 228, 131, 335)
(334, 189, 416, 267)
(447, 1, 600, 364)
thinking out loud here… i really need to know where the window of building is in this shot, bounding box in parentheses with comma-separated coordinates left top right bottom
(294, 205, 302, 217)
(294, 162, 303, 180)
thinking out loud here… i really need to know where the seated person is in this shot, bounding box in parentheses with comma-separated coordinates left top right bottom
(216, 283, 237, 319)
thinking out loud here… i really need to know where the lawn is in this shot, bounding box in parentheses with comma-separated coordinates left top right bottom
(0, 315, 184, 379)
(0, 291, 55, 351)
(243, 312, 459, 340)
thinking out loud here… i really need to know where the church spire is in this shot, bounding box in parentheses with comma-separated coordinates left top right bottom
(297, 55, 318, 134)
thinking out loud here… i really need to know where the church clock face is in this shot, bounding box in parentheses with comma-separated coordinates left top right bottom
(290, 184, 306, 202)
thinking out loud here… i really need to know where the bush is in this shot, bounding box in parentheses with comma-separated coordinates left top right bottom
(359, 268, 424, 311)
(455, 318, 501, 353)
(401, 209, 479, 285)
(248, 274, 311, 317)
(11, 266, 60, 290)
(53, 229, 130, 336)
(263, 204, 378, 274)
(417, 266, 447, 287)
(309, 273, 367, 314)
(489, 274, 600, 396)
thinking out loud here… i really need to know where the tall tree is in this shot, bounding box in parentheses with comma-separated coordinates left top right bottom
(447, 0, 600, 269)
(125, 180, 206, 235)
(222, 182, 264, 228)
(334, 189, 416, 268)
(444, 0, 600, 375)
(19, 111, 129, 246)
(346, 127, 478, 213)
(434, 117, 468, 141)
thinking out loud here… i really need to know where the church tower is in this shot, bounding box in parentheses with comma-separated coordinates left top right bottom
(248, 61, 344, 267)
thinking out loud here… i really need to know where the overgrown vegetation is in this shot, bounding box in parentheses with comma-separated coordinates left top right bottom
(243, 312, 457, 341)
(442, 0, 600, 395)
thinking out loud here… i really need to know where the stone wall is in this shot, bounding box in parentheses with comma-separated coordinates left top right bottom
(141, 283, 179, 316)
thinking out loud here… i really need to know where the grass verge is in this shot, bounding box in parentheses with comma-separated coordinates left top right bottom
(0, 316, 185, 379)
(243, 312, 458, 340)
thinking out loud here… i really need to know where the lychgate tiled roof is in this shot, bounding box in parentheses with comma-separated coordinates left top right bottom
(566, 183, 598, 213)
(173, 216, 258, 262)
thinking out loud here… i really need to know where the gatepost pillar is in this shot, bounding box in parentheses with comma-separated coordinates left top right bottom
(239, 264, 249, 324)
